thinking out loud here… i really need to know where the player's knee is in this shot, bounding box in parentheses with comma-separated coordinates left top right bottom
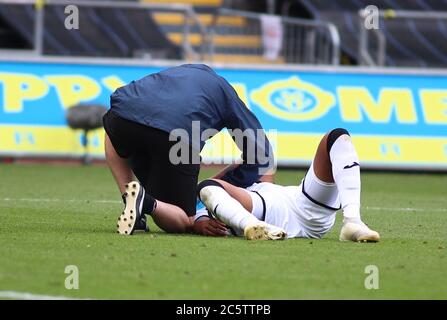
(197, 179, 224, 202)
(327, 128, 350, 154)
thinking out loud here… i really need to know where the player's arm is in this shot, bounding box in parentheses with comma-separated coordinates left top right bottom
(211, 163, 275, 183)
(210, 163, 239, 180)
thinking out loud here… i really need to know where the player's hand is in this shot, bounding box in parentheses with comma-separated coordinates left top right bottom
(193, 218, 228, 237)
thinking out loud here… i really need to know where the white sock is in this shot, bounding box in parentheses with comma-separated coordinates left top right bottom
(199, 185, 260, 230)
(329, 134, 362, 223)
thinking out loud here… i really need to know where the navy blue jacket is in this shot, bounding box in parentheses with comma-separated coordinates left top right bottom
(110, 64, 273, 188)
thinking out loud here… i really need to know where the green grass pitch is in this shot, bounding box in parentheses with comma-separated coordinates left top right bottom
(0, 163, 446, 299)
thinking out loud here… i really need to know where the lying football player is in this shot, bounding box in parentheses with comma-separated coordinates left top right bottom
(193, 128, 380, 242)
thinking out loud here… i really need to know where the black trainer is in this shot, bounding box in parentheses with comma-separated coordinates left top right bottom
(117, 181, 147, 235)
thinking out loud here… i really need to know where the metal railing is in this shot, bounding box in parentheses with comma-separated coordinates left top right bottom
(358, 9, 447, 66)
(208, 8, 340, 65)
(222, 0, 277, 14)
(0, 0, 208, 60)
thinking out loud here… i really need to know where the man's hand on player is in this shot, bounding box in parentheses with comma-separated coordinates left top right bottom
(193, 218, 228, 237)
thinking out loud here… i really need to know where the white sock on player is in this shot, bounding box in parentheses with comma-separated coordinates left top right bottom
(329, 134, 363, 224)
(199, 185, 260, 230)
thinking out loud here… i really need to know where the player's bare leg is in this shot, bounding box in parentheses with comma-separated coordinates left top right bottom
(105, 134, 135, 194)
(313, 129, 380, 242)
(197, 179, 286, 240)
(105, 134, 192, 235)
(118, 181, 192, 234)
(151, 201, 192, 233)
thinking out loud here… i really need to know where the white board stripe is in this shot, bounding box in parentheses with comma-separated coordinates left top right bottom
(1, 197, 446, 212)
(0, 290, 89, 300)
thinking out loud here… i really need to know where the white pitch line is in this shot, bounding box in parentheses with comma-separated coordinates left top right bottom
(0, 198, 121, 204)
(365, 206, 447, 212)
(0, 290, 89, 300)
(1, 197, 446, 212)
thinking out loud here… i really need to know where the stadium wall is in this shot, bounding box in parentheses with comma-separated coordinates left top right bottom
(0, 56, 446, 171)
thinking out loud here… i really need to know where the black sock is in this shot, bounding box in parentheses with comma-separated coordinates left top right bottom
(142, 193, 157, 215)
